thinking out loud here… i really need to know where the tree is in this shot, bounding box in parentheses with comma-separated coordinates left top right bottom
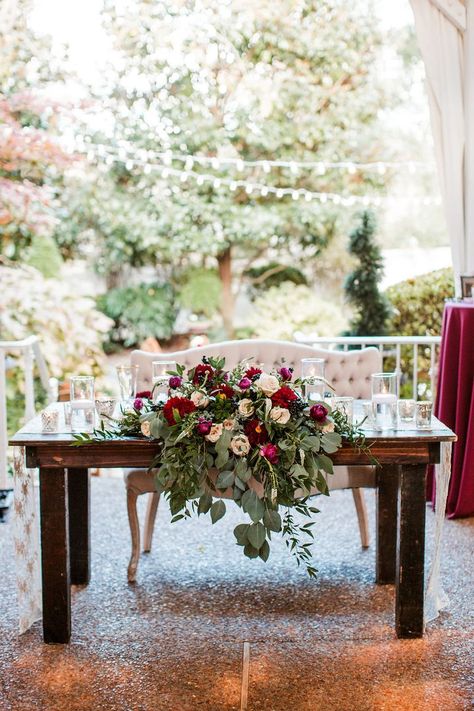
(344, 210, 391, 335)
(0, 0, 69, 260)
(70, 0, 389, 334)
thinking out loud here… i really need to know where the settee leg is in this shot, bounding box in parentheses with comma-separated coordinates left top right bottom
(352, 488, 370, 548)
(143, 492, 160, 553)
(127, 488, 140, 583)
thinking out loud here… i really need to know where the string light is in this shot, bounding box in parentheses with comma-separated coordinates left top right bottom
(76, 142, 433, 174)
(79, 147, 442, 207)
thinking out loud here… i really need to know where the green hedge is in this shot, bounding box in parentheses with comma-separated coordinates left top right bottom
(97, 282, 177, 349)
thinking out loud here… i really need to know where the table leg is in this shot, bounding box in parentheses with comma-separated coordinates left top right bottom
(376, 464, 399, 584)
(67, 468, 90, 585)
(396, 463, 427, 638)
(39, 467, 71, 643)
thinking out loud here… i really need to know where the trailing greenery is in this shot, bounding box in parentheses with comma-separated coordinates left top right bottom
(344, 211, 391, 336)
(96, 282, 177, 349)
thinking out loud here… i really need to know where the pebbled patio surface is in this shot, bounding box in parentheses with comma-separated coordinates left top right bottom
(0, 477, 473, 710)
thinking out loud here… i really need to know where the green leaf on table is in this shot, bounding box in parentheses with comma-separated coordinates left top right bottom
(263, 509, 282, 532)
(241, 489, 265, 522)
(210, 499, 226, 523)
(234, 523, 249, 546)
(216, 469, 234, 489)
(247, 522, 266, 549)
(259, 540, 270, 562)
(198, 492, 213, 515)
(321, 432, 342, 453)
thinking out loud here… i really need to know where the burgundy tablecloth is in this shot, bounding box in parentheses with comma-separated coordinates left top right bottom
(428, 302, 474, 517)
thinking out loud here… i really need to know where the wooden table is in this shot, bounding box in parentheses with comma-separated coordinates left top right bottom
(10, 416, 455, 644)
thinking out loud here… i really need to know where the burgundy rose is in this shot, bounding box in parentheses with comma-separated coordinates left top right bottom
(163, 397, 196, 426)
(169, 375, 182, 389)
(196, 418, 212, 435)
(278, 366, 293, 381)
(271, 386, 298, 409)
(136, 390, 152, 399)
(260, 443, 279, 464)
(244, 418, 268, 446)
(192, 364, 214, 386)
(238, 377, 252, 390)
(245, 366, 262, 380)
(133, 398, 144, 411)
(309, 404, 328, 423)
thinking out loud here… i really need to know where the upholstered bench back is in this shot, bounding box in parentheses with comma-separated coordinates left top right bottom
(130, 339, 381, 399)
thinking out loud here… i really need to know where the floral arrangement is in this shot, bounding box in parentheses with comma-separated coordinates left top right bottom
(76, 357, 369, 576)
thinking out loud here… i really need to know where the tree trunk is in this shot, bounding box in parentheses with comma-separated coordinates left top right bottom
(217, 247, 234, 338)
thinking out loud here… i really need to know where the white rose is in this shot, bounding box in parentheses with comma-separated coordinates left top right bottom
(238, 398, 255, 418)
(322, 421, 335, 433)
(256, 373, 280, 396)
(140, 421, 151, 437)
(230, 434, 251, 457)
(223, 417, 236, 431)
(205, 423, 223, 443)
(269, 406, 291, 424)
(190, 390, 209, 408)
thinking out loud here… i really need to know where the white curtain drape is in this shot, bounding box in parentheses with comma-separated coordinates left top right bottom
(410, 0, 474, 288)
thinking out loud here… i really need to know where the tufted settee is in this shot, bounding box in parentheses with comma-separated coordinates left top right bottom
(124, 339, 381, 581)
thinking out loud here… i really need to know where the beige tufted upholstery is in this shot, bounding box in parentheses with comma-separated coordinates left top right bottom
(124, 340, 381, 582)
(131, 339, 380, 400)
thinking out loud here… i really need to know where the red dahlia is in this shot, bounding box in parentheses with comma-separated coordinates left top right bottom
(245, 366, 262, 380)
(244, 418, 269, 446)
(163, 397, 196, 425)
(271, 386, 298, 408)
(192, 364, 215, 386)
(211, 384, 235, 399)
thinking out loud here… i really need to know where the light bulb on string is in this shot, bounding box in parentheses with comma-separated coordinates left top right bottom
(260, 186, 269, 197)
(377, 163, 386, 175)
(230, 181, 237, 191)
(180, 172, 188, 183)
(125, 160, 134, 170)
(161, 168, 170, 179)
(211, 157, 220, 170)
(276, 188, 284, 199)
(304, 192, 312, 202)
(291, 190, 299, 200)
(197, 175, 205, 186)
(185, 157, 194, 170)
(262, 162, 270, 173)
(320, 194, 328, 204)
(289, 162, 298, 174)
(347, 163, 356, 175)
(144, 164, 151, 175)
(236, 159, 244, 171)
(317, 163, 326, 175)
(245, 184, 254, 195)
(213, 178, 221, 188)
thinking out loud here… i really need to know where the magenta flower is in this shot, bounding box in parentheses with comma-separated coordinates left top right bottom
(238, 377, 252, 390)
(260, 442, 279, 464)
(169, 375, 182, 389)
(133, 398, 144, 411)
(196, 418, 212, 435)
(309, 404, 328, 423)
(278, 367, 293, 381)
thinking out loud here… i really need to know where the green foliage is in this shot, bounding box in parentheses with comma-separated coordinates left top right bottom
(245, 262, 307, 294)
(344, 211, 391, 335)
(247, 283, 347, 340)
(386, 268, 454, 336)
(97, 282, 177, 348)
(177, 268, 221, 317)
(25, 234, 63, 278)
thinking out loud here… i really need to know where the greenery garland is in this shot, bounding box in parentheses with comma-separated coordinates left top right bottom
(75, 357, 372, 577)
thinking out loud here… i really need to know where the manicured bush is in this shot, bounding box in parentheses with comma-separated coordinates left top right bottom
(97, 282, 177, 349)
(385, 267, 454, 336)
(177, 268, 221, 318)
(246, 282, 347, 340)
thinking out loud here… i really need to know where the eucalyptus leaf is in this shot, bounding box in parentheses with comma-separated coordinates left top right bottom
(263, 509, 282, 532)
(241, 489, 265, 523)
(198, 492, 213, 515)
(259, 540, 270, 562)
(243, 543, 259, 559)
(247, 522, 266, 549)
(210, 499, 226, 523)
(216, 469, 234, 489)
(234, 523, 249, 546)
(321, 432, 342, 454)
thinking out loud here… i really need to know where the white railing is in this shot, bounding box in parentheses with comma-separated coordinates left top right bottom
(294, 334, 441, 400)
(0, 336, 53, 490)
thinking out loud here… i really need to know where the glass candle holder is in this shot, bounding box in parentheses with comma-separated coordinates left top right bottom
(301, 358, 326, 402)
(95, 398, 117, 422)
(331, 396, 354, 422)
(41, 409, 59, 433)
(62, 401, 72, 427)
(398, 398, 416, 422)
(355, 399, 375, 429)
(70, 376, 95, 433)
(371, 372, 398, 431)
(116, 365, 139, 403)
(416, 401, 433, 429)
(152, 360, 177, 402)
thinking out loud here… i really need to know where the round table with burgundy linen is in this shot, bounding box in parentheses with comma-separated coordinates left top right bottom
(428, 301, 474, 517)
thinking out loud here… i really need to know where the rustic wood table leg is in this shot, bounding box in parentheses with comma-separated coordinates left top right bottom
(67, 468, 90, 585)
(39, 467, 71, 643)
(376, 464, 399, 584)
(396, 463, 427, 638)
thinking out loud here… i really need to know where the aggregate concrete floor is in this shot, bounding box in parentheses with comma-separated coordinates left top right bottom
(0, 478, 473, 711)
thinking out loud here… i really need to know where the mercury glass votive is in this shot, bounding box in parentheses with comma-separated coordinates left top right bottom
(95, 398, 117, 421)
(416, 401, 433, 430)
(398, 398, 416, 422)
(41, 409, 59, 433)
(331, 396, 354, 422)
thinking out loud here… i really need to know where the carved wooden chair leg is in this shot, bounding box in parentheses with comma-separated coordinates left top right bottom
(126, 487, 141, 582)
(352, 488, 370, 548)
(143, 492, 160, 553)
